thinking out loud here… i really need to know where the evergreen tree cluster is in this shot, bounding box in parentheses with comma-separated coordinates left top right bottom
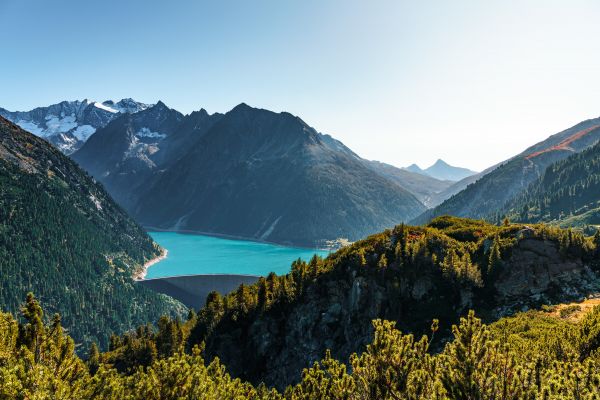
(4, 293, 600, 399)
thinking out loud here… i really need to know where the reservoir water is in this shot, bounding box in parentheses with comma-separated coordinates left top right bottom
(146, 231, 330, 279)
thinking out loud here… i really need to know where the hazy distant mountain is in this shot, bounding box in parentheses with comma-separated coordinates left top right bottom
(413, 117, 600, 224)
(405, 163, 425, 174)
(74, 103, 426, 246)
(363, 160, 454, 207)
(0, 98, 151, 154)
(423, 159, 478, 181)
(404, 159, 477, 181)
(317, 134, 455, 207)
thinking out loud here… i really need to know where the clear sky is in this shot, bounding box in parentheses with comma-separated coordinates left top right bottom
(1, 0, 600, 171)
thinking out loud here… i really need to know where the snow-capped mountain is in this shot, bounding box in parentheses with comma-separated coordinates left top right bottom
(0, 98, 151, 154)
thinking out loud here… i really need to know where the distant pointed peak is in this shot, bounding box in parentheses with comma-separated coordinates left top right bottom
(192, 108, 209, 117)
(432, 159, 450, 167)
(404, 163, 424, 173)
(232, 102, 252, 111)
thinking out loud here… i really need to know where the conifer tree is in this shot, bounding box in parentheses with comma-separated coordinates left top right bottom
(488, 234, 502, 275)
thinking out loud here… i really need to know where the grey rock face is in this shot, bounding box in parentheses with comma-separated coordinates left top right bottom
(0, 99, 151, 154)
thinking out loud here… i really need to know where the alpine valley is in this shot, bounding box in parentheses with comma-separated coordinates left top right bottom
(6, 99, 465, 247)
(1, 99, 600, 399)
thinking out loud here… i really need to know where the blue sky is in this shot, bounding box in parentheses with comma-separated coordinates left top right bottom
(1, 0, 600, 171)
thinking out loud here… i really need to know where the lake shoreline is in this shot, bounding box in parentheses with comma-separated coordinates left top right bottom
(143, 225, 333, 251)
(134, 248, 169, 281)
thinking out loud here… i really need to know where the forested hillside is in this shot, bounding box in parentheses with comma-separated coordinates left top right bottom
(0, 116, 185, 350)
(4, 284, 600, 398)
(413, 118, 600, 224)
(184, 216, 598, 388)
(500, 141, 600, 228)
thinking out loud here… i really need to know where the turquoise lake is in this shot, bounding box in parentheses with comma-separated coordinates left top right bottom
(145, 232, 330, 279)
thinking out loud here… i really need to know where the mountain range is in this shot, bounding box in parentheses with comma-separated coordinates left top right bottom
(73, 103, 431, 246)
(0, 98, 151, 154)
(4, 98, 599, 246)
(2, 98, 469, 246)
(405, 159, 478, 181)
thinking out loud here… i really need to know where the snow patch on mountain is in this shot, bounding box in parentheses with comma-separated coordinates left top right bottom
(72, 125, 96, 141)
(93, 102, 118, 113)
(45, 115, 78, 133)
(15, 120, 44, 136)
(136, 127, 166, 139)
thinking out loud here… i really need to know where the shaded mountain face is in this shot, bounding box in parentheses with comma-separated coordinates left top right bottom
(72, 103, 219, 209)
(133, 104, 426, 246)
(0, 98, 151, 154)
(74, 103, 426, 247)
(0, 116, 185, 350)
(413, 117, 600, 224)
(501, 141, 600, 227)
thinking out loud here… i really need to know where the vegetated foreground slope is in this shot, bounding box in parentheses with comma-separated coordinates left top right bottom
(75, 103, 427, 247)
(501, 140, 600, 228)
(185, 216, 599, 388)
(0, 116, 185, 350)
(413, 117, 600, 224)
(3, 224, 599, 398)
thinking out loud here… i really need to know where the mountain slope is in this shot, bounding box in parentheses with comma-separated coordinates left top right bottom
(0, 98, 150, 154)
(76, 104, 427, 246)
(72, 101, 191, 209)
(187, 216, 598, 388)
(0, 116, 185, 349)
(413, 117, 600, 224)
(501, 140, 600, 227)
(317, 133, 455, 206)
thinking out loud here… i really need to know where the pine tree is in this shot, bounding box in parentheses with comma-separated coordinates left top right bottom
(488, 234, 502, 275)
(594, 229, 600, 259)
(257, 277, 268, 310)
(88, 342, 100, 375)
(20, 292, 44, 362)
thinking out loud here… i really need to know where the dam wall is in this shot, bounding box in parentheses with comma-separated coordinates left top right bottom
(138, 274, 260, 309)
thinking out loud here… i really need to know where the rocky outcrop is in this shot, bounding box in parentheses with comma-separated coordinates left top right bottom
(493, 238, 599, 315)
(202, 233, 598, 389)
